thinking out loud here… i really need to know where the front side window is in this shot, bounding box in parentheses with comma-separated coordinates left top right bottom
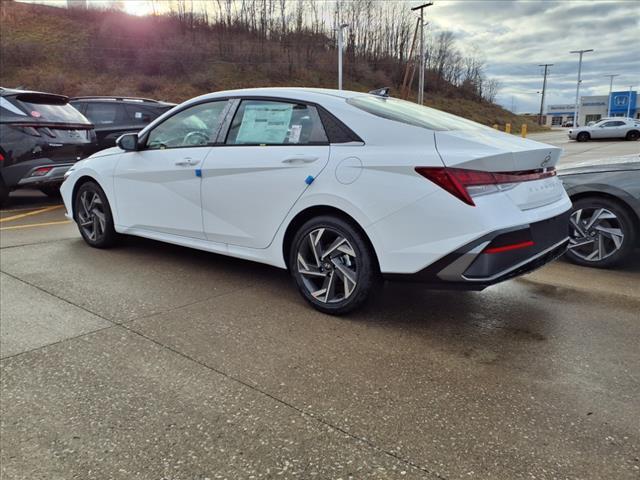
(226, 100, 328, 145)
(347, 95, 492, 132)
(146, 101, 226, 149)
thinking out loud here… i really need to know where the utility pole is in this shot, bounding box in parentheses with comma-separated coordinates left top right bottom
(411, 2, 433, 105)
(604, 74, 619, 117)
(538, 63, 553, 125)
(627, 86, 633, 118)
(337, 23, 348, 90)
(570, 49, 593, 127)
(335, 2, 348, 90)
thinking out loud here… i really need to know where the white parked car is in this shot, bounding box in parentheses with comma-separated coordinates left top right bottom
(568, 117, 640, 142)
(61, 88, 571, 314)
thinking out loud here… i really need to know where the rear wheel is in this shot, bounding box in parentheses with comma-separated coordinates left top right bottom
(289, 215, 378, 315)
(74, 181, 118, 248)
(626, 130, 640, 141)
(0, 177, 8, 208)
(576, 132, 590, 142)
(566, 196, 636, 268)
(39, 185, 62, 198)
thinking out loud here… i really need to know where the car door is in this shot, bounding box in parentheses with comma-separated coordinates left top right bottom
(201, 98, 331, 248)
(113, 100, 228, 240)
(592, 121, 619, 139)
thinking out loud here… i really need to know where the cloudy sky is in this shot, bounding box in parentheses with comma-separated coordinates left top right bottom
(422, 0, 639, 112)
(19, 0, 639, 113)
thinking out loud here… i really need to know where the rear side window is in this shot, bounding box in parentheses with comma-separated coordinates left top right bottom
(347, 95, 490, 132)
(124, 104, 160, 124)
(13, 95, 89, 124)
(85, 103, 120, 125)
(226, 100, 328, 145)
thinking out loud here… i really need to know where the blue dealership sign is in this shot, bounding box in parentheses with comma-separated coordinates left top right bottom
(610, 91, 637, 114)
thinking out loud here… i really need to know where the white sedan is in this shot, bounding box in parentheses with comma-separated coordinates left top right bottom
(61, 87, 571, 314)
(569, 118, 640, 142)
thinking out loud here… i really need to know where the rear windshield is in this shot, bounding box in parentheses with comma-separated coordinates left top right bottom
(347, 95, 490, 132)
(13, 95, 89, 124)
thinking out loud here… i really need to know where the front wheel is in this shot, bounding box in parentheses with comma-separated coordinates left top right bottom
(74, 181, 119, 248)
(289, 215, 379, 315)
(576, 132, 590, 142)
(566, 197, 636, 268)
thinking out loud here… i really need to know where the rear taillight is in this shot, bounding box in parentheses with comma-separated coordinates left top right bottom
(0, 152, 4, 162)
(414, 167, 556, 206)
(30, 166, 53, 177)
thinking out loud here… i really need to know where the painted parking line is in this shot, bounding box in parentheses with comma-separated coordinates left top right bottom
(0, 205, 63, 223)
(0, 220, 72, 231)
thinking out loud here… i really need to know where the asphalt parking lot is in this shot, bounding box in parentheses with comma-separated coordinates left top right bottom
(1, 138, 639, 479)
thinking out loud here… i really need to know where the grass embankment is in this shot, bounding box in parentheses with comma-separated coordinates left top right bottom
(0, 1, 547, 132)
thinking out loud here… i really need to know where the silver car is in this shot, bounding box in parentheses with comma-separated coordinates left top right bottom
(568, 117, 640, 142)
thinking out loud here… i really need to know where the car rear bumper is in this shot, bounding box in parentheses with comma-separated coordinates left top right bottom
(2, 159, 75, 188)
(17, 163, 74, 187)
(384, 210, 570, 289)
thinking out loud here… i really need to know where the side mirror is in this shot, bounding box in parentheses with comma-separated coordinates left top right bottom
(117, 133, 139, 151)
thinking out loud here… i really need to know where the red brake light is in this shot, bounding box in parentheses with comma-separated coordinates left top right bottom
(0, 152, 4, 161)
(415, 167, 556, 206)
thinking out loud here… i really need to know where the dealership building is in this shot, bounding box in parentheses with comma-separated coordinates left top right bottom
(544, 90, 638, 127)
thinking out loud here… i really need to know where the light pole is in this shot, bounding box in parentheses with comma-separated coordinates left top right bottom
(627, 86, 633, 118)
(411, 2, 433, 105)
(570, 49, 593, 127)
(604, 74, 619, 117)
(337, 23, 349, 90)
(538, 64, 553, 125)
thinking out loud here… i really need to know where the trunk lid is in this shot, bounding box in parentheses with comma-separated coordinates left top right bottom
(434, 129, 565, 210)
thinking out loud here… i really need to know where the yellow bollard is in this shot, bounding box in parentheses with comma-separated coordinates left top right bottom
(505, 123, 511, 134)
(493, 124, 499, 130)
(521, 124, 527, 138)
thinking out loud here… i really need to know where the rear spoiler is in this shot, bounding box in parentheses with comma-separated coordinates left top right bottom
(15, 92, 69, 105)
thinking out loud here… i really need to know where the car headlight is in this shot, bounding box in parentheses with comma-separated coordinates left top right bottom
(63, 168, 74, 180)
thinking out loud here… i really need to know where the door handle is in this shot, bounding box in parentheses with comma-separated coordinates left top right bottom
(281, 155, 319, 165)
(175, 157, 199, 166)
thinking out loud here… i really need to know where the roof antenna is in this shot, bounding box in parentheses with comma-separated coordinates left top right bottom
(368, 87, 390, 97)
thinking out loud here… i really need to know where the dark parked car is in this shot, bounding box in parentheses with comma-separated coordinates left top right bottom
(70, 96, 175, 154)
(0, 87, 96, 206)
(560, 158, 640, 268)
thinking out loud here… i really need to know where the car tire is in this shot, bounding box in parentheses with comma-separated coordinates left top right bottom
(625, 130, 640, 141)
(576, 132, 590, 142)
(566, 196, 637, 268)
(39, 185, 62, 198)
(289, 215, 379, 315)
(0, 177, 9, 208)
(74, 181, 119, 248)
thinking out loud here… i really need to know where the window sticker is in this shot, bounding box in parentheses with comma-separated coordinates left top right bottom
(135, 111, 143, 119)
(288, 124, 302, 144)
(236, 103, 293, 144)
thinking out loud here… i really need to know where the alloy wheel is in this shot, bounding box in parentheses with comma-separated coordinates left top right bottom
(568, 207, 624, 262)
(296, 228, 358, 304)
(77, 190, 106, 242)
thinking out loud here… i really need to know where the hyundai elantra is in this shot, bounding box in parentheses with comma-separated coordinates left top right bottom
(61, 88, 571, 314)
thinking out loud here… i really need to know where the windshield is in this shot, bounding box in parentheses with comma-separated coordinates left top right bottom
(346, 95, 491, 132)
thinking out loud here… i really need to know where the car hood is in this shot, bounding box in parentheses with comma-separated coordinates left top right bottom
(558, 156, 640, 175)
(88, 146, 123, 159)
